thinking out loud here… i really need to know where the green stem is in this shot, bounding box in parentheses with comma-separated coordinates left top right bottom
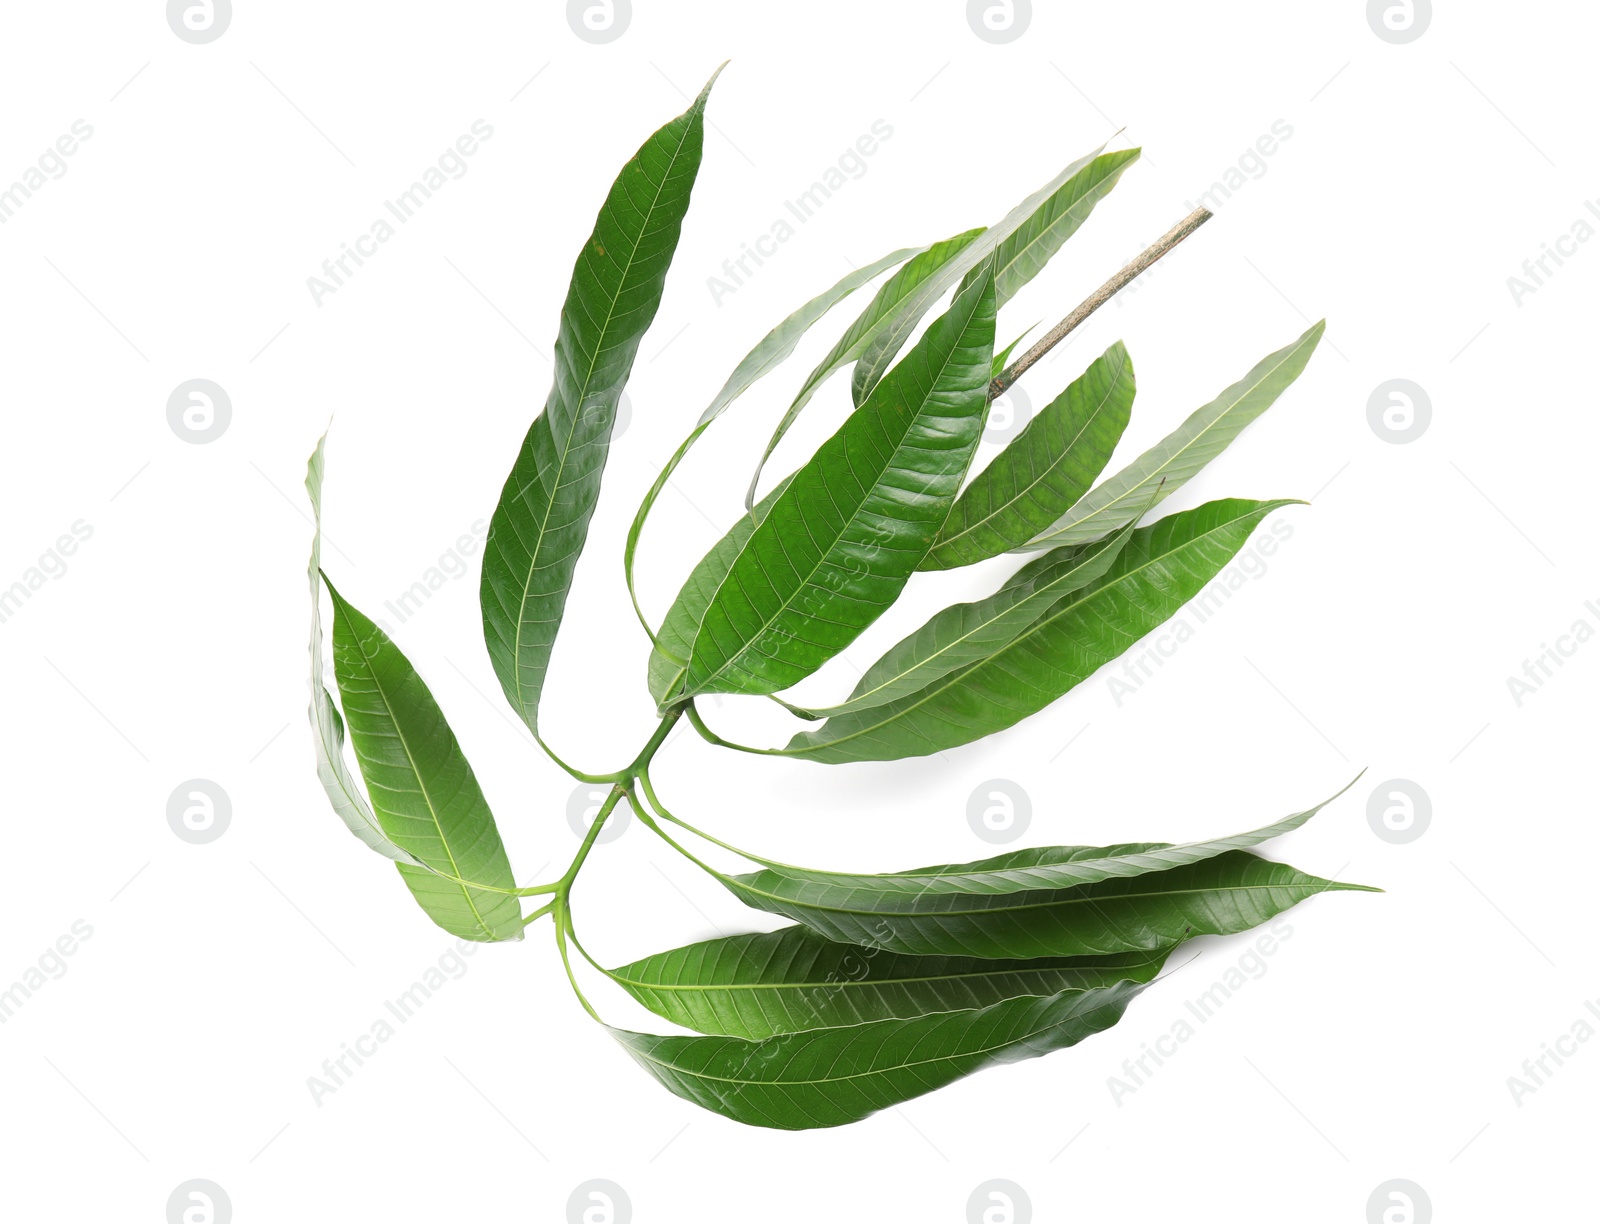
(534, 729, 626, 786)
(636, 769, 800, 870)
(553, 902, 601, 1022)
(684, 702, 787, 756)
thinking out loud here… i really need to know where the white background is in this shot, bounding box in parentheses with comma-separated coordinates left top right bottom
(1, 2, 1592, 1220)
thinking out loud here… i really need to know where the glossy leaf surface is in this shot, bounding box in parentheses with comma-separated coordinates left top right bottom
(725, 850, 1371, 958)
(611, 973, 1150, 1129)
(481, 71, 717, 732)
(667, 264, 999, 701)
(626, 247, 921, 634)
(787, 514, 1138, 720)
(611, 925, 1168, 1038)
(785, 498, 1297, 762)
(925, 340, 1135, 569)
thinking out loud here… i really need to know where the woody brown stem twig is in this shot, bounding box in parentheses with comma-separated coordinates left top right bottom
(991, 206, 1213, 399)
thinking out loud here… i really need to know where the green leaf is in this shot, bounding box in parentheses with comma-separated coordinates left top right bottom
(611, 973, 1152, 1129)
(480, 68, 719, 733)
(745, 228, 985, 507)
(304, 433, 421, 867)
(626, 246, 921, 638)
(666, 262, 1000, 703)
(850, 148, 1140, 410)
(1021, 321, 1324, 551)
(324, 578, 523, 941)
(647, 476, 792, 708)
(786, 512, 1139, 720)
(745, 147, 1138, 508)
(718, 781, 1358, 952)
(610, 924, 1168, 1039)
(726, 850, 1373, 959)
(923, 340, 1135, 570)
(784, 497, 1299, 762)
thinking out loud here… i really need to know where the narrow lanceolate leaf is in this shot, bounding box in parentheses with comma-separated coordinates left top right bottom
(668, 264, 999, 702)
(725, 851, 1375, 959)
(647, 477, 791, 707)
(746, 147, 1138, 507)
(850, 147, 1140, 410)
(923, 340, 1136, 570)
(784, 498, 1299, 763)
(720, 780, 1357, 932)
(325, 579, 522, 941)
(787, 514, 1138, 720)
(745, 228, 984, 507)
(480, 69, 718, 733)
(611, 924, 1169, 1039)
(612, 974, 1150, 1129)
(1021, 321, 1324, 551)
(626, 247, 922, 635)
(305, 434, 420, 866)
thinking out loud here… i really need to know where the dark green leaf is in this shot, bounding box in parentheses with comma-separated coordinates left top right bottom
(611, 973, 1151, 1129)
(850, 148, 1140, 409)
(718, 782, 1358, 953)
(665, 263, 999, 703)
(626, 247, 922, 635)
(1021, 322, 1324, 551)
(924, 340, 1135, 569)
(726, 850, 1373, 959)
(610, 923, 1168, 1038)
(480, 69, 718, 732)
(745, 228, 985, 507)
(647, 477, 792, 707)
(325, 578, 523, 941)
(784, 498, 1299, 762)
(787, 513, 1138, 720)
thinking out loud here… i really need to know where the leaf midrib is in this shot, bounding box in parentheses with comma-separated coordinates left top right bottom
(683, 283, 990, 696)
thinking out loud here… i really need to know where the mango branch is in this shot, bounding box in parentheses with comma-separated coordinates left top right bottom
(991, 206, 1213, 399)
